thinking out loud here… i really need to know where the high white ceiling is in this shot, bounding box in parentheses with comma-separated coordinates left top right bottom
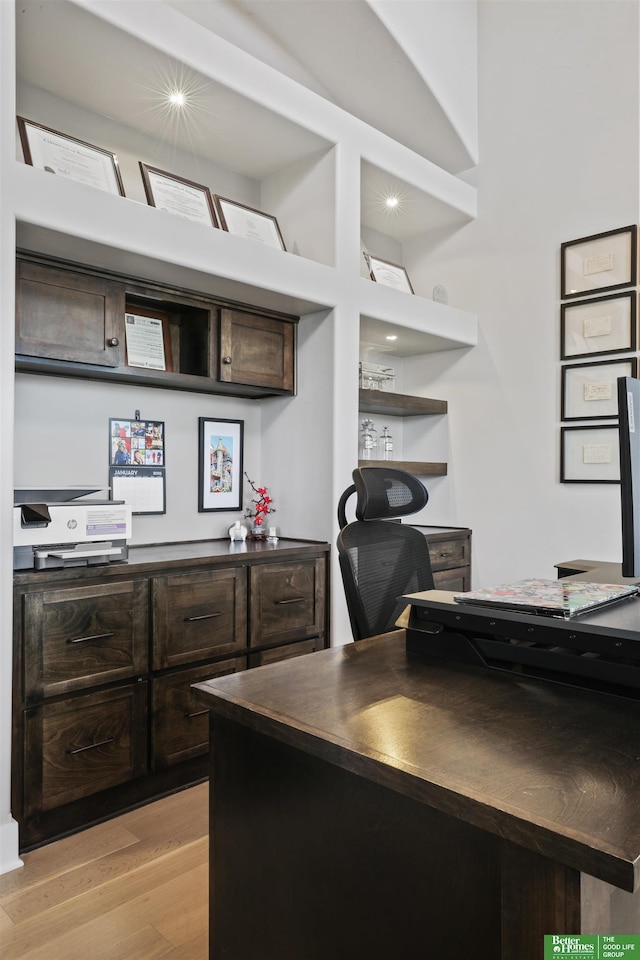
(169, 0, 475, 174)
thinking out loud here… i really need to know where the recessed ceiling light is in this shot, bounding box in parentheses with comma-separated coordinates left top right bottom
(168, 91, 186, 108)
(385, 196, 399, 209)
(385, 335, 398, 341)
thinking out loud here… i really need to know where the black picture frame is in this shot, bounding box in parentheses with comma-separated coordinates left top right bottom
(561, 357, 638, 421)
(198, 417, 244, 512)
(560, 424, 620, 483)
(560, 291, 637, 360)
(561, 225, 637, 300)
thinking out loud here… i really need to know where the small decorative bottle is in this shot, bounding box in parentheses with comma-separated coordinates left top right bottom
(360, 419, 377, 460)
(380, 426, 393, 461)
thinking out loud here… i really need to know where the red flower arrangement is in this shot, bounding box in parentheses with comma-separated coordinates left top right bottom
(245, 473, 276, 538)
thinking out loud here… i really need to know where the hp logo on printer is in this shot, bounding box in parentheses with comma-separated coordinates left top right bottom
(67, 519, 78, 530)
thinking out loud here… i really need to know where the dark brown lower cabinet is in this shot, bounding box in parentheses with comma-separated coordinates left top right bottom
(13, 537, 329, 850)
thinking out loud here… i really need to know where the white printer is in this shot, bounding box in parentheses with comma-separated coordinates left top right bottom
(13, 487, 132, 570)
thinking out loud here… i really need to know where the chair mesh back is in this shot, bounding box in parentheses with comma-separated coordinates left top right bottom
(353, 467, 428, 521)
(337, 519, 434, 641)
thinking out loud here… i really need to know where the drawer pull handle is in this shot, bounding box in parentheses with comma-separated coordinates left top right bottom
(184, 612, 222, 622)
(275, 597, 305, 605)
(185, 709, 208, 719)
(67, 632, 114, 644)
(67, 737, 115, 756)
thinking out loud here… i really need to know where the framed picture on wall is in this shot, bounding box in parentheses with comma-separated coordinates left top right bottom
(561, 357, 637, 421)
(198, 417, 244, 512)
(17, 116, 125, 197)
(561, 291, 637, 360)
(560, 225, 637, 299)
(213, 196, 286, 251)
(139, 163, 219, 227)
(560, 425, 620, 483)
(365, 254, 414, 294)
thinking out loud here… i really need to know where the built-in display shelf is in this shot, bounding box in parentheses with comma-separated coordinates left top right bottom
(358, 459, 447, 476)
(359, 389, 447, 417)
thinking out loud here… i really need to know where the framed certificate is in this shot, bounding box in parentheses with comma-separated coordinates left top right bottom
(560, 425, 620, 483)
(17, 117, 125, 196)
(365, 254, 414, 294)
(124, 305, 173, 372)
(560, 291, 637, 360)
(561, 357, 637, 421)
(139, 163, 218, 227)
(561, 225, 637, 299)
(214, 196, 286, 251)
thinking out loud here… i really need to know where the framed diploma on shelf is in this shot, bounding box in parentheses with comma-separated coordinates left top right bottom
(560, 291, 636, 360)
(560, 225, 637, 299)
(124, 305, 173, 372)
(561, 357, 637, 421)
(561, 425, 620, 483)
(139, 163, 219, 227)
(365, 254, 414, 294)
(17, 117, 125, 196)
(213, 196, 286, 251)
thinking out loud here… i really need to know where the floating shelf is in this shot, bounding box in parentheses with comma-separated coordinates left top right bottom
(358, 460, 447, 476)
(359, 389, 447, 417)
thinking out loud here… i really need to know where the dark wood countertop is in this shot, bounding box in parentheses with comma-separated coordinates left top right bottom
(194, 631, 640, 893)
(13, 536, 329, 586)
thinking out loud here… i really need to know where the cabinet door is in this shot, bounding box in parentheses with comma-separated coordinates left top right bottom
(152, 567, 247, 669)
(219, 308, 295, 392)
(23, 682, 148, 815)
(152, 657, 246, 769)
(16, 260, 122, 366)
(250, 559, 326, 648)
(23, 580, 149, 700)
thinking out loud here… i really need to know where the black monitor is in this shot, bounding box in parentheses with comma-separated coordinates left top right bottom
(617, 376, 640, 577)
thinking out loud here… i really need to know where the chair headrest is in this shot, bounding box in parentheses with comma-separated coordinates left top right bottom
(353, 467, 428, 521)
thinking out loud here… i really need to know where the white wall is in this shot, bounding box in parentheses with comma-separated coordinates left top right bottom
(403, 0, 640, 588)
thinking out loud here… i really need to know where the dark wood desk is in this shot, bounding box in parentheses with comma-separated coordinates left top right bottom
(194, 631, 640, 959)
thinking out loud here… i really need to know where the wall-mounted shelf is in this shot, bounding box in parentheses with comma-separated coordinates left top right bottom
(359, 389, 447, 417)
(358, 460, 447, 476)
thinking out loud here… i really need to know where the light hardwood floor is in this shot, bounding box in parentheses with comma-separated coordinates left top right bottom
(0, 783, 209, 960)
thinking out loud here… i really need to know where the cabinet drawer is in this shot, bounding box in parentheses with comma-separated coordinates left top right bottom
(152, 567, 247, 669)
(250, 559, 326, 648)
(24, 682, 148, 814)
(152, 657, 246, 769)
(16, 259, 122, 367)
(23, 580, 149, 700)
(427, 537, 470, 572)
(248, 637, 323, 668)
(432, 567, 471, 593)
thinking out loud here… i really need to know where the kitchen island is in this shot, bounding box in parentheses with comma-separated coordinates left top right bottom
(193, 629, 640, 959)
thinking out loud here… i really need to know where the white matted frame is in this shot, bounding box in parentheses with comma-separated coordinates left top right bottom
(560, 225, 637, 299)
(561, 291, 637, 360)
(561, 357, 637, 421)
(198, 417, 244, 512)
(365, 254, 414, 294)
(560, 425, 620, 483)
(17, 117, 125, 196)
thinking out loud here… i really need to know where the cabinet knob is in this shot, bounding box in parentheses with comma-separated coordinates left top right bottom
(222, 356, 232, 364)
(107, 337, 119, 347)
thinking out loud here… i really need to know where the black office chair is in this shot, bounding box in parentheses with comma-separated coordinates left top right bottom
(337, 467, 435, 641)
